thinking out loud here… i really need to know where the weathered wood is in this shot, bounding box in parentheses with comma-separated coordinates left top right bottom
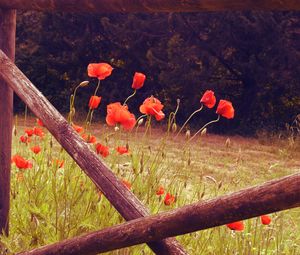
(0, 50, 186, 255)
(18, 172, 300, 255)
(0, 0, 299, 12)
(0, 9, 16, 235)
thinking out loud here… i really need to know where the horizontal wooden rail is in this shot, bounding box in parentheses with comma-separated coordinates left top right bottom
(0, 50, 187, 255)
(18, 172, 300, 255)
(0, 0, 300, 12)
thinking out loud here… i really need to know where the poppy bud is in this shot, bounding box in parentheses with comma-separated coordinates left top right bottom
(225, 138, 231, 148)
(79, 81, 89, 87)
(201, 128, 207, 136)
(172, 123, 177, 133)
(138, 118, 144, 126)
(185, 130, 191, 139)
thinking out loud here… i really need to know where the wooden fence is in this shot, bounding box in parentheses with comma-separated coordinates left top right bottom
(0, 1, 300, 254)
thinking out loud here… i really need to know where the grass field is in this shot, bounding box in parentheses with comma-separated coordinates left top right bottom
(1, 116, 300, 255)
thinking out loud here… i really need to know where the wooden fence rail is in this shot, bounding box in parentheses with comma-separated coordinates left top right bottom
(18, 172, 300, 255)
(0, 0, 300, 12)
(0, 49, 187, 255)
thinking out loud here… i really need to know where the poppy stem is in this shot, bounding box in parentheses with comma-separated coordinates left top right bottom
(143, 115, 152, 138)
(167, 99, 180, 133)
(123, 90, 137, 106)
(68, 82, 83, 123)
(189, 115, 220, 142)
(175, 105, 203, 138)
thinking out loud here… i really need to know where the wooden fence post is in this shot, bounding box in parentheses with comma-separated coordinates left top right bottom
(0, 8, 16, 235)
(0, 50, 187, 255)
(17, 172, 300, 255)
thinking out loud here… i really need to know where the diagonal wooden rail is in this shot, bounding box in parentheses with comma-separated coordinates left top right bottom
(0, 0, 300, 12)
(18, 172, 300, 255)
(0, 49, 187, 255)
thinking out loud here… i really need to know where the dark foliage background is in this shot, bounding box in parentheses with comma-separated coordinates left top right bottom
(15, 11, 300, 135)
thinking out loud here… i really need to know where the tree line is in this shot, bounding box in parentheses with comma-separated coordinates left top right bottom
(15, 11, 300, 135)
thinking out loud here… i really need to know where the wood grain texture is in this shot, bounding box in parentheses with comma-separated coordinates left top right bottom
(0, 0, 299, 12)
(17, 172, 300, 255)
(0, 50, 186, 255)
(0, 9, 16, 235)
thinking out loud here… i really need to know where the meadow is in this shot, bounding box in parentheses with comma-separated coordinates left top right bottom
(1, 115, 299, 255)
(1, 64, 300, 255)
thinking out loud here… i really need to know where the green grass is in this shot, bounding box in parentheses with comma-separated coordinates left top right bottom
(1, 116, 300, 255)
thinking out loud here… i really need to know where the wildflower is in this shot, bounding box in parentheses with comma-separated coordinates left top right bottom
(72, 123, 84, 133)
(106, 102, 136, 131)
(122, 179, 132, 190)
(156, 186, 165, 196)
(87, 63, 113, 80)
(200, 90, 216, 108)
(260, 215, 271, 225)
(89, 96, 102, 110)
(132, 72, 146, 90)
(54, 159, 64, 169)
(164, 193, 176, 206)
(25, 129, 34, 137)
(95, 143, 109, 158)
(82, 134, 97, 144)
(79, 81, 89, 87)
(139, 96, 165, 121)
(36, 118, 44, 127)
(226, 221, 244, 231)
(20, 135, 30, 144)
(216, 100, 234, 119)
(30, 145, 41, 154)
(33, 127, 44, 138)
(11, 155, 32, 169)
(116, 146, 129, 155)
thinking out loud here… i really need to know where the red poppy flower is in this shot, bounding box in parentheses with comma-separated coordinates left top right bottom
(87, 63, 113, 80)
(54, 159, 64, 169)
(216, 100, 235, 119)
(11, 155, 33, 169)
(116, 146, 129, 155)
(30, 145, 41, 154)
(139, 96, 165, 121)
(132, 72, 146, 90)
(164, 193, 176, 206)
(20, 135, 30, 144)
(200, 90, 216, 108)
(37, 118, 44, 127)
(88, 96, 101, 110)
(106, 102, 136, 131)
(156, 186, 165, 196)
(122, 179, 132, 190)
(72, 123, 84, 133)
(33, 127, 44, 138)
(25, 129, 34, 137)
(82, 134, 97, 144)
(95, 143, 109, 158)
(260, 215, 271, 225)
(226, 221, 244, 231)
